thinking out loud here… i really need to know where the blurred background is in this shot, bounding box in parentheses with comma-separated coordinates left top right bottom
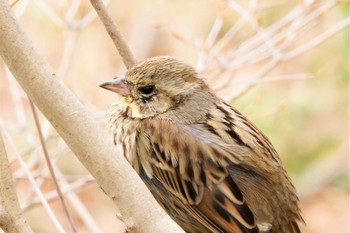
(0, 0, 349, 232)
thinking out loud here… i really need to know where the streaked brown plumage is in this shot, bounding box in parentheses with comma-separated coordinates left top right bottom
(101, 56, 303, 233)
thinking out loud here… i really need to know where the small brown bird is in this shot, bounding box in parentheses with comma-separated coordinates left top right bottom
(101, 56, 303, 233)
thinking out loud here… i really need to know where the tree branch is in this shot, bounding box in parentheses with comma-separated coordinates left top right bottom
(29, 100, 77, 233)
(0, 1, 183, 232)
(0, 132, 33, 233)
(90, 0, 136, 69)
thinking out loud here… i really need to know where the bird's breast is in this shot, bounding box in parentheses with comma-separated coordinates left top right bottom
(110, 113, 141, 172)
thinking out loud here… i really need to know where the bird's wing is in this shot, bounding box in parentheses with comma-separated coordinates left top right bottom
(138, 118, 260, 233)
(204, 101, 282, 173)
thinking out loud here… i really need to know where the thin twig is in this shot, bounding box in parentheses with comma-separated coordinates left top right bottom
(90, 0, 136, 69)
(29, 100, 77, 233)
(10, 0, 19, 7)
(12, 0, 30, 17)
(33, 0, 64, 28)
(201, 0, 346, 102)
(26, 173, 101, 233)
(3, 131, 66, 233)
(57, 31, 78, 79)
(283, 17, 350, 60)
(24, 178, 95, 208)
(237, 73, 315, 85)
(65, 0, 82, 23)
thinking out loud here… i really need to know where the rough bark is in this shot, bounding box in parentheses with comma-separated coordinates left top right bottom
(0, 1, 183, 232)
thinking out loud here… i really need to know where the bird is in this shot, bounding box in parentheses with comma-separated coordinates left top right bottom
(100, 56, 303, 233)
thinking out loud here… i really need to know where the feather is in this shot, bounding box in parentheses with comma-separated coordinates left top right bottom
(138, 119, 260, 232)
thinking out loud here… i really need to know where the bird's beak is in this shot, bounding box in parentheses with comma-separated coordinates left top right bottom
(99, 76, 130, 96)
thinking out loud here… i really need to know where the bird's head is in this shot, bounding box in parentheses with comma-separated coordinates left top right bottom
(100, 56, 213, 120)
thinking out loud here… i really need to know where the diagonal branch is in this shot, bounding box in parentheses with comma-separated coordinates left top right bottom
(90, 0, 136, 69)
(0, 1, 183, 232)
(29, 100, 77, 233)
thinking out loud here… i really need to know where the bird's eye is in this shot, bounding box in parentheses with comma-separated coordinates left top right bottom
(139, 85, 155, 95)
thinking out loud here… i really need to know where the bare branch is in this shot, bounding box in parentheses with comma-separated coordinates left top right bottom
(90, 0, 136, 69)
(0, 1, 183, 232)
(29, 100, 77, 233)
(0, 132, 33, 233)
(283, 17, 350, 60)
(3, 131, 66, 233)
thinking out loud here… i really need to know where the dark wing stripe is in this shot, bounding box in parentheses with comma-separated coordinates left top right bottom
(122, 142, 127, 159)
(186, 162, 194, 179)
(292, 221, 301, 233)
(214, 193, 225, 204)
(113, 134, 117, 145)
(181, 179, 197, 204)
(205, 123, 221, 137)
(152, 142, 168, 163)
(198, 193, 249, 233)
(213, 200, 232, 222)
(217, 181, 244, 205)
(232, 216, 260, 233)
(216, 104, 230, 116)
(233, 202, 255, 227)
(225, 128, 246, 146)
(153, 166, 188, 203)
(185, 180, 197, 202)
(187, 206, 227, 233)
(213, 189, 255, 230)
(206, 160, 227, 183)
(225, 177, 244, 202)
(200, 169, 207, 185)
